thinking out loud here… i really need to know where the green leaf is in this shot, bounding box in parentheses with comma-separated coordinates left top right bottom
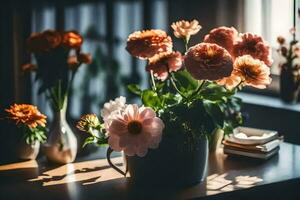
(141, 89, 162, 110)
(155, 82, 166, 92)
(82, 136, 97, 148)
(203, 100, 225, 127)
(200, 83, 234, 102)
(127, 84, 142, 96)
(173, 69, 198, 92)
(161, 93, 182, 106)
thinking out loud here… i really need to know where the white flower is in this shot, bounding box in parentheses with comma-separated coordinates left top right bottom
(101, 96, 127, 129)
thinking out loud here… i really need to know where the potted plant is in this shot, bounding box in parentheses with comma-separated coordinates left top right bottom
(277, 33, 300, 103)
(4, 104, 47, 160)
(77, 20, 272, 187)
(23, 30, 92, 164)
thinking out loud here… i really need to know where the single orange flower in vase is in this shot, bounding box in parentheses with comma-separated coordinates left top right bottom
(5, 104, 47, 160)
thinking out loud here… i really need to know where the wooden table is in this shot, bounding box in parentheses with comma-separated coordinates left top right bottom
(0, 142, 300, 200)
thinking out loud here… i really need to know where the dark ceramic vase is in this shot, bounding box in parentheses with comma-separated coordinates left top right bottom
(280, 64, 300, 103)
(107, 133, 208, 187)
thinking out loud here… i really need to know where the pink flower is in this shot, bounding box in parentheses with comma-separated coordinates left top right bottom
(146, 51, 183, 81)
(233, 33, 273, 66)
(107, 104, 164, 157)
(185, 43, 233, 80)
(204, 26, 238, 54)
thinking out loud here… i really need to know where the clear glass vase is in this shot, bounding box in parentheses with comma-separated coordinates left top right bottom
(44, 100, 77, 164)
(18, 140, 40, 160)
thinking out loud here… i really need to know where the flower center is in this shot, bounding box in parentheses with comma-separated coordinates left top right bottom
(127, 120, 143, 135)
(243, 67, 257, 80)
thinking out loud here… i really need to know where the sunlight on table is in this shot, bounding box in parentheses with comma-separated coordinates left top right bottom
(28, 157, 124, 186)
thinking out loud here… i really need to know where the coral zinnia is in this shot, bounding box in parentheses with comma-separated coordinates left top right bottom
(146, 51, 183, 81)
(107, 104, 164, 157)
(204, 26, 238, 54)
(216, 73, 241, 90)
(185, 43, 233, 80)
(171, 19, 201, 42)
(62, 31, 83, 49)
(233, 33, 273, 66)
(234, 55, 271, 89)
(27, 30, 62, 52)
(5, 104, 47, 129)
(126, 29, 173, 59)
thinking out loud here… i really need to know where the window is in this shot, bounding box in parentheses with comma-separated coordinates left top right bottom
(243, 0, 299, 95)
(30, 1, 168, 119)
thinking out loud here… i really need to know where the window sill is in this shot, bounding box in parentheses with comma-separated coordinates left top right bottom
(236, 92, 300, 112)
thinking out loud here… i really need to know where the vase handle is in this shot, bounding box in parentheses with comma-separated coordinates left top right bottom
(106, 147, 128, 177)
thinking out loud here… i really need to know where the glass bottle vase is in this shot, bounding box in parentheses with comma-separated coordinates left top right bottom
(44, 100, 77, 164)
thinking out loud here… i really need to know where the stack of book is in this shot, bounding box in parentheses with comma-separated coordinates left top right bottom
(223, 127, 282, 159)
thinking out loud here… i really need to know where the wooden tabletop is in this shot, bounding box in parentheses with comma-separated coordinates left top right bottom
(0, 142, 300, 200)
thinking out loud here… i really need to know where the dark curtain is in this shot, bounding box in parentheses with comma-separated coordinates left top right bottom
(0, 1, 33, 163)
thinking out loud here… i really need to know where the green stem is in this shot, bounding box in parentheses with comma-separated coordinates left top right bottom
(184, 38, 189, 52)
(58, 79, 62, 109)
(234, 80, 244, 91)
(150, 70, 157, 91)
(169, 75, 187, 99)
(192, 80, 206, 97)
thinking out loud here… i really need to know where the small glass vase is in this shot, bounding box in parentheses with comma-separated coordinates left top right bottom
(18, 140, 40, 160)
(44, 100, 77, 164)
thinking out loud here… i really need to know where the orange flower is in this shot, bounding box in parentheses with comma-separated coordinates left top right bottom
(5, 104, 47, 129)
(126, 29, 172, 59)
(146, 51, 182, 81)
(62, 31, 83, 49)
(216, 73, 241, 90)
(22, 63, 37, 72)
(67, 56, 79, 70)
(185, 43, 233, 80)
(78, 53, 92, 64)
(233, 33, 273, 66)
(234, 55, 271, 89)
(27, 30, 62, 52)
(171, 19, 201, 41)
(204, 26, 238, 54)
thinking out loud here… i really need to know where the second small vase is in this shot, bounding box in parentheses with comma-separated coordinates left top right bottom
(44, 101, 77, 164)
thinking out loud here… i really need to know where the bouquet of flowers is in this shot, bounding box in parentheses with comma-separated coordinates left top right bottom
(23, 30, 91, 111)
(5, 104, 47, 145)
(22, 30, 92, 164)
(4, 103, 47, 160)
(78, 20, 272, 155)
(77, 19, 272, 185)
